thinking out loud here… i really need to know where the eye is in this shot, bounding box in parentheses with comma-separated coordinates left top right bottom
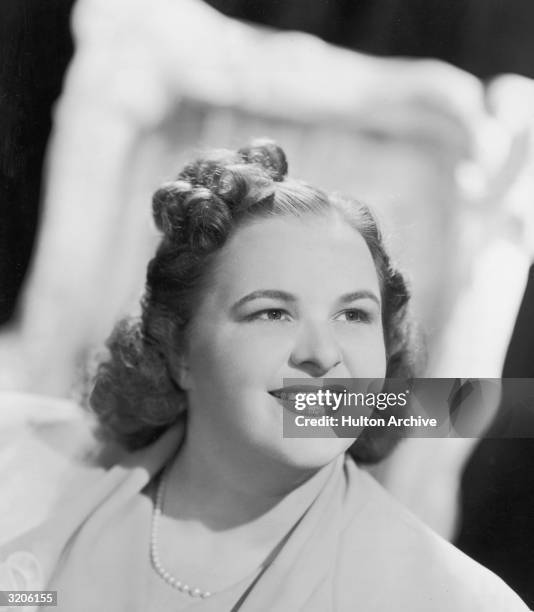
(248, 308, 292, 322)
(334, 309, 371, 323)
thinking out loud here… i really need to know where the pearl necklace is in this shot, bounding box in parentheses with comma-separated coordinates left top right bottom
(150, 466, 212, 599)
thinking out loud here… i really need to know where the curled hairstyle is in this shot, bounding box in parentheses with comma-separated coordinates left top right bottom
(91, 139, 421, 463)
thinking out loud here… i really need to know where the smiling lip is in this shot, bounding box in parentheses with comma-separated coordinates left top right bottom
(268, 384, 348, 401)
(268, 385, 348, 415)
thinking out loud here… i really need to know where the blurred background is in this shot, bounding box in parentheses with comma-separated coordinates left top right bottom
(1, 0, 534, 605)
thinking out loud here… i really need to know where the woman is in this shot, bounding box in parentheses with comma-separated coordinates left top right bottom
(0, 141, 527, 611)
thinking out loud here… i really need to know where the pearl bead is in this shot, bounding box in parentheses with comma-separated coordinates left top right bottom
(149, 467, 213, 599)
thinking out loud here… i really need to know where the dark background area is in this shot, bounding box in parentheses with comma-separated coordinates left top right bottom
(1, 0, 534, 605)
(208, 0, 534, 79)
(0, 0, 75, 325)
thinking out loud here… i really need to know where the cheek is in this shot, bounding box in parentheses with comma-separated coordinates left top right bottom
(337, 327, 387, 378)
(222, 326, 295, 385)
(187, 323, 293, 389)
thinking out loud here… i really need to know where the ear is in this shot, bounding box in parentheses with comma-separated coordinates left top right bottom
(169, 352, 192, 391)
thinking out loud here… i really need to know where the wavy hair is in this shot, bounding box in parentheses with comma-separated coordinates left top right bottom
(90, 139, 422, 463)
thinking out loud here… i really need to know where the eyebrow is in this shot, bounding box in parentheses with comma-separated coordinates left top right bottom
(231, 290, 297, 313)
(230, 289, 381, 312)
(337, 291, 381, 307)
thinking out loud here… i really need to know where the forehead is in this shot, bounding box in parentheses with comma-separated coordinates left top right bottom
(208, 213, 381, 302)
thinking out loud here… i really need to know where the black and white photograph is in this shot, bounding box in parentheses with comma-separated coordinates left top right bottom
(1, 0, 534, 610)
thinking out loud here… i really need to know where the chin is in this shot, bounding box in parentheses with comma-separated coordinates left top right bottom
(269, 437, 352, 472)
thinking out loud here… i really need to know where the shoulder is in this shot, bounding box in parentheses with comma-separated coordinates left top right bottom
(335, 457, 529, 611)
(0, 392, 123, 543)
(0, 394, 182, 593)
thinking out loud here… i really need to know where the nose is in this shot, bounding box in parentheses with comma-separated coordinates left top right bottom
(289, 321, 342, 377)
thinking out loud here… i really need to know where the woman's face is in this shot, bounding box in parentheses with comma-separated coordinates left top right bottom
(178, 212, 387, 470)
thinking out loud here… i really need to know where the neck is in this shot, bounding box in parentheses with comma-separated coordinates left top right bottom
(162, 424, 339, 540)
